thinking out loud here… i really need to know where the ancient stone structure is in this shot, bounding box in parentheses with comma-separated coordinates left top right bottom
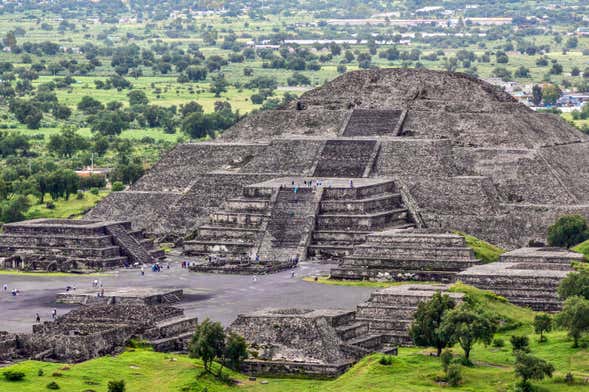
(0, 219, 164, 272)
(3, 304, 197, 363)
(230, 284, 458, 376)
(56, 287, 183, 305)
(230, 308, 396, 377)
(86, 69, 589, 260)
(331, 229, 480, 282)
(458, 247, 584, 311)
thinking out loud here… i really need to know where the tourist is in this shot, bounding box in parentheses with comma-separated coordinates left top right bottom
(291, 271, 295, 279)
(35, 313, 40, 323)
(51, 309, 57, 319)
(11, 289, 16, 296)
(100, 288, 104, 297)
(92, 279, 98, 288)
(2, 283, 7, 291)
(350, 179, 354, 188)
(141, 266, 145, 276)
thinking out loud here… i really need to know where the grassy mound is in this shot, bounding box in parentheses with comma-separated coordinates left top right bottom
(572, 239, 589, 262)
(454, 231, 506, 263)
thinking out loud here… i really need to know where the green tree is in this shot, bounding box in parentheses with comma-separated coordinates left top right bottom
(127, 90, 148, 106)
(182, 112, 212, 139)
(107, 379, 126, 392)
(77, 96, 104, 114)
(558, 271, 589, 301)
(534, 314, 552, 343)
(90, 110, 129, 136)
(409, 292, 457, 356)
(541, 84, 562, 105)
(209, 73, 228, 97)
(48, 127, 89, 158)
(532, 85, 543, 106)
(224, 332, 248, 371)
(514, 352, 554, 392)
(189, 319, 226, 374)
(439, 305, 497, 362)
(0, 195, 30, 223)
(547, 215, 589, 248)
(555, 295, 589, 347)
(510, 335, 530, 353)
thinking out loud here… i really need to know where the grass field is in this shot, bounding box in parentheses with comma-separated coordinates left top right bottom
(24, 190, 109, 220)
(454, 232, 506, 263)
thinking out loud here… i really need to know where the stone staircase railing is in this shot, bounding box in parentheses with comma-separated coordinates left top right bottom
(105, 224, 153, 265)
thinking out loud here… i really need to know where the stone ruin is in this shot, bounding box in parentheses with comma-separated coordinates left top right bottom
(1, 304, 197, 363)
(458, 247, 585, 311)
(56, 287, 184, 305)
(0, 219, 164, 272)
(230, 284, 460, 377)
(87, 68, 589, 254)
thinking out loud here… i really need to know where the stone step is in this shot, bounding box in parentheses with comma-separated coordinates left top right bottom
(354, 303, 417, 319)
(341, 256, 479, 271)
(352, 246, 475, 260)
(322, 181, 396, 200)
(320, 193, 402, 214)
(209, 211, 267, 226)
(307, 244, 353, 259)
(365, 233, 467, 248)
(149, 331, 193, 352)
(345, 334, 383, 351)
(224, 197, 271, 212)
(197, 226, 261, 240)
(335, 322, 369, 341)
(0, 245, 122, 258)
(317, 209, 409, 231)
(330, 267, 458, 283)
(312, 230, 371, 243)
(0, 233, 114, 248)
(356, 317, 412, 334)
(183, 240, 255, 256)
(149, 249, 166, 259)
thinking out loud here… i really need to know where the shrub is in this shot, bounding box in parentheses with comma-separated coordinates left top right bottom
(492, 338, 505, 348)
(564, 372, 574, 385)
(51, 372, 62, 377)
(440, 349, 453, 373)
(378, 355, 393, 365)
(76, 191, 84, 200)
(446, 364, 462, 387)
(547, 215, 589, 248)
(3, 370, 25, 381)
(111, 181, 125, 192)
(90, 187, 99, 195)
(510, 335, 530, 353)
(107, 379, 126, 392)
(47, 381, 60, 389)
(38, 369, 44, 376)
(45, 201, 56, 209)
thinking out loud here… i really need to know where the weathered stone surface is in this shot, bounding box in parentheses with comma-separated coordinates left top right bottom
(0, 219, 163, 272)
(86, 68, 589, 248)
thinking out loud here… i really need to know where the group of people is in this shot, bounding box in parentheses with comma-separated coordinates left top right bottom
(3, 283, 21, 296)
(34, 308, 57, 324)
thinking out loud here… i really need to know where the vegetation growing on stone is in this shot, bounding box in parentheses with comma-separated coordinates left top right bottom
(454, 231, 505, 263)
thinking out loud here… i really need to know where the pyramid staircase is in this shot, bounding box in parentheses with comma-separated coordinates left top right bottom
(307, 180, 414, 262)
(342, 109, 404, 137)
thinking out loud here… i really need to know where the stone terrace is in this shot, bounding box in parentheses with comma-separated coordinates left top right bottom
(0, 219, 163, 272)
(331, 230, 479, 282)
(457, 247, 584, 311)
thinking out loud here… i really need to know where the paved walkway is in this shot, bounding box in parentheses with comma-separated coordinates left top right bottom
(0, 260, 375, 333)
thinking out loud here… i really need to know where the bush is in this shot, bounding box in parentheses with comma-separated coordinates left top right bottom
(107, 379, 126, 392)
(511, 335, 530, 353)
(492, 338, 505, 347)
(564, 372, 575, 385)
(547, 215, 589, 248)
(378, 355, 393, 365)
(90, 187, 99, 195)
(111, 181, 125, 192)
(51, 372, 62, 377)
(45, 201, 56, 210)
(446, 364, 462, 387)
(76, 191, 84, 200)
(440, 349, 453, 373)
(47, 381, 60, 389)
(3, 370, 25, 381)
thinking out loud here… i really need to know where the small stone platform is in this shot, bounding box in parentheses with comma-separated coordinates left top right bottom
(56, 287, 183, 305)
(457, 247, 585, 311)
(230, 307, 396, 378)
(331, 229, 479, 282)
(0, 219, 164, 272)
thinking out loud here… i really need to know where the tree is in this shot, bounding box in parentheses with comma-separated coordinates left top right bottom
(180, 101, 203, 118)
(555, 295, 589, 347)
(547, 215, 589, 248)
(558, 271, 589, 301)
(510, 335, 530, 353)
(439, 305, 496, 362)
(52, 104, 72, 120)
(534, 314, 552, 343)
(182, 112, 212, 139)
(532, 85, 543, 106)
(209, 73, 228, 97)
(77, 96, 104, 114)
(541, 84, 562, 105)
(189, 319, 226, 374)
(409, 292, 457, 356)
(185, 66, 207, 82)
(127, 90, 148, 106)
(48, 127, 89, 158)
(90, 110, 129, 136)
(0, 195, 30, 223)
(224, 332, 248, 371)
(514, 352, 554, 392)
(514, 66, 530, 78)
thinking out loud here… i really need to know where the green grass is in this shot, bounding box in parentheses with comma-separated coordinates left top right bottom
(454, 231, 506, 263)
(303, 276, 439, 288)
(572, 239, 589, 262)
(24, 191, 109, 220)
